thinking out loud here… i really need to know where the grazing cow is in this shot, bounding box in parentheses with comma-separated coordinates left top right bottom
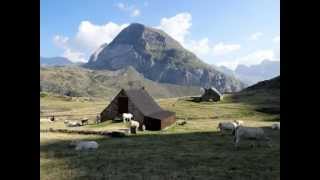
(176, 120, 187, 126)
(40, 118, 54, 123)
(122, 113, 140, 133)
(96, 115, 101, 124)
(234, 120, 244, 126)
(217, 122, 238, 134)
(141, 124, 146, 131)
(70, 141, 99, 150)
(271, 123, 280, 130)
(81, 119, 89, 125)
(65, 120, 81, 127)
(122, 113, 133, 121)
(233, 126, 272, 148)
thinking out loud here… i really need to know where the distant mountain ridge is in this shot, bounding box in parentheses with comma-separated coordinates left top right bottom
(218, 60, 280, 85)
(40, 56, 73, 66)
(84, 23, 244, 93)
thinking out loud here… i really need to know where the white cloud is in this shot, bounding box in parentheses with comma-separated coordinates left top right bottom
(116, 3, 125, 9)
(249, 32, 264, 41)
(274, 46, 280, 60)
(273, 35, 280, 43)
(53, 35, 69, 49)
(217, 61, 239, 71)
(237, 49, 275, 64)
(53, 21, 128, 62)
(212, 42, 241, 56)
(186, 38, 211, 56)
(73, 21, 128, 51)
(116, 2, 141, 17)
(156, 13, 242, 59)
(157, 12, 192, 45)
(131, 9, 140, 17)
(63, 49, 86, 63)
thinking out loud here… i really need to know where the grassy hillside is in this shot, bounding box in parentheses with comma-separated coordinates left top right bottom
(40, 88, 280, 179)
(231, 76, 280, 115)
(40, 66, 202, 99)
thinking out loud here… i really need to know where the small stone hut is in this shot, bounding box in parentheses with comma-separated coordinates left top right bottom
(100, 87, 176, 130)
(201, 87, 223, 102)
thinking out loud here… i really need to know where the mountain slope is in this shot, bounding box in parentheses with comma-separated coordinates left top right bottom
(243, 75, 280, 92)
(40, 56, 73, 66)
(85, 23, 244, 93)
(40, 66, 202, 99)
(231, 76, 280, 115)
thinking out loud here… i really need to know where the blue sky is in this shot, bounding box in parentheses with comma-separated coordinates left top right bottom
(40, 0, 280, 69)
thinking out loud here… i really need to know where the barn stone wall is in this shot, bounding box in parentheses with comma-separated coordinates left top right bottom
(160, 115, 176, 129)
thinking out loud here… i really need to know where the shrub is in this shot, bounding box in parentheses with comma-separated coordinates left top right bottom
(40, 92, 48, 97)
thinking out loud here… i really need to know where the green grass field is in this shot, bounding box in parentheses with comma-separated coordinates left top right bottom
(40, 92, 280, 180)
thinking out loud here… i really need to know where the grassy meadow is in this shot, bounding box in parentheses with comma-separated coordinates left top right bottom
(40, 92, 280, 180)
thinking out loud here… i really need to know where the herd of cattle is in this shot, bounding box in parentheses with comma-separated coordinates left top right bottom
(41, 113, 280, 150)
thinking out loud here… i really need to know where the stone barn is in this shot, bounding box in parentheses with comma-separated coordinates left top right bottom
(100, 87, 176, 130)
(201, 87, 223, 102)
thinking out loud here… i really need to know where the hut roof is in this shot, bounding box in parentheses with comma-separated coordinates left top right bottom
(205, 87, 222, 96)
(146, 110, 175, 120)
(124, 88, 163, 116)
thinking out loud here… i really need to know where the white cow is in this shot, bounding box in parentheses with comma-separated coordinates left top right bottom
(234, 120, 244, 126)
(217, 122, 238, 134)
(40, 118, 54, 123)
(271, 123, 280, 130)
(233, 126, 272, 148)
(96, 115, 101, 124)
(122, 113, 140, 132)
(70, 141, 99, 151)
(122, 113, 133, 121)
(65, 120, 81, 127)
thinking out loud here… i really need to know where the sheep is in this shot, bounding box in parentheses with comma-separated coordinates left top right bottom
(217, 122, 238, 135)
(69, 141, 99, 151)
(233, 126, 272, 148)
(271, 123, 280, 130)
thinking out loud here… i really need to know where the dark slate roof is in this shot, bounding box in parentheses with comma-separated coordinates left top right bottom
(146, 110, 175, 120)
(204, 86, 222, 97)
(124, 88, 163, 116)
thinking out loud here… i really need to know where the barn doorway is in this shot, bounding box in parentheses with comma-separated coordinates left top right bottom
(118, 97, 128, 114)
